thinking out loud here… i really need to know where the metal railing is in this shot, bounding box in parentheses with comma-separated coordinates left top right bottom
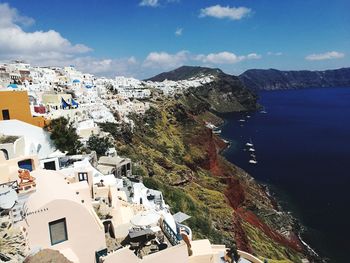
(177, 223, 192, 241)
(160, 219, 180, 246)
(0, 180, 18, 192)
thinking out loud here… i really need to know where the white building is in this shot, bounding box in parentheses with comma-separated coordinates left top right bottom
(0, 120, 55, 159)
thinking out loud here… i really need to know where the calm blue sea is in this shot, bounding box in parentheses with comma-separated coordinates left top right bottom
(220, 87, 350, 263)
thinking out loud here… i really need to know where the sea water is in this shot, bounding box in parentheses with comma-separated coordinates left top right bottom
(220, 87, 350, 263)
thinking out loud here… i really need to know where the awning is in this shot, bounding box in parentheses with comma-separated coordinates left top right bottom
(71, 98, 79, 107)
(61, 97, 70, 109)
(173, 212, 191, 223)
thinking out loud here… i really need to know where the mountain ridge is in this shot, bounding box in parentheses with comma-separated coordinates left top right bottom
(239, 67, 350, 90)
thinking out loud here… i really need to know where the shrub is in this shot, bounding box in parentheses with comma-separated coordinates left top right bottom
(87, 135, 113, 157)
(44, 117, 82, 155)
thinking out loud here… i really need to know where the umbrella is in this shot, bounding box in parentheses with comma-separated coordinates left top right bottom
(130, 210, 160, 227)
(48, 149, 66, 158)
(0, 185, 18, 210)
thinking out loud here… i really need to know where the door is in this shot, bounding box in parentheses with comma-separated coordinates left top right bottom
(2, 109, 10, 120)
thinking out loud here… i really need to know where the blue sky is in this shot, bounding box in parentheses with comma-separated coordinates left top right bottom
(0, 0, 349, 78)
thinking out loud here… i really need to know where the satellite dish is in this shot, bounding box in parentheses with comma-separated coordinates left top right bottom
(0, 185, 18, 210)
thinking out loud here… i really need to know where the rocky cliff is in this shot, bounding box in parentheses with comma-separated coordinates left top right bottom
(103, 97, 321, 262)
(239, 68, 350, 91)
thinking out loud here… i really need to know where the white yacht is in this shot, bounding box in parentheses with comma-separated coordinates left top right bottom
(245, 138, 254, 147)
(249, 159, 258, 164)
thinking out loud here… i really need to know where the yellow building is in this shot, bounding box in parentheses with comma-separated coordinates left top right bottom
(0, 91, 46, 127)
(42, 93, 73, 111)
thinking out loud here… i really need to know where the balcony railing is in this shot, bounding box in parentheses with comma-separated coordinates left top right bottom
(177, 223, 192, 241)
(160, 219, 180, 246)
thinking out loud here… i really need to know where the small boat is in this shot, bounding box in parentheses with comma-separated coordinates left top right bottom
(239, 119, 245, 122)
(205, 122, 218, 129)
(213, 129, 221, 134)
(250, 153, 256, 158)
(245, 138, 254, 147)
(260, 106, 267, 114)
(248, 148, 255, 152)
(249, 159, 258, 164)
(246, 115, 251, 118)
(223, 139, 230, 144)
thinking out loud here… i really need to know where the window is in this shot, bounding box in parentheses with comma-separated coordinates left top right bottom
(2, 109, 10, 120)
(44, 161, 56, 170)
(78, 172, 88, 182)
(49, 218, 68, 245)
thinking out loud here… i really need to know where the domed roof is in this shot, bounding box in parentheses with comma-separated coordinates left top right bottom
(85, 85, 93, 89)
(72, 79, 80, 83)
(7, 84, 18, 88)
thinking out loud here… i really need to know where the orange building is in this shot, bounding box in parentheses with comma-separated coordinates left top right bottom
(0, 91, 47, 127)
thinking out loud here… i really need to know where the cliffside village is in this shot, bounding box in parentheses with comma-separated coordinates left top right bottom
(0, 61, 263, 263)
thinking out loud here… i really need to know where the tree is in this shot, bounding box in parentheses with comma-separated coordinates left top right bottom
(44, 117, 82, 155)
(87, 135, 113, 157)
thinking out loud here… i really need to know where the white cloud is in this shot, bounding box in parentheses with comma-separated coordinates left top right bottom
(267, 51, 282, 56)
(246, 53, 262, 60)
(127, 56, 138, 64)
(139, 0, 179, 7)
(0, 2, 34, 27)
(195, 51, 261, 64)
(0, 2, 91, 63)
(175, 28, 183, 36)
(199, 5, 251, 20)
(139, 0, 159, 7)
(0, 3, 263, 79)
(70, 57, 141, 77)
(305, 51, 345, 61)
(143, 50, 189, 69)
